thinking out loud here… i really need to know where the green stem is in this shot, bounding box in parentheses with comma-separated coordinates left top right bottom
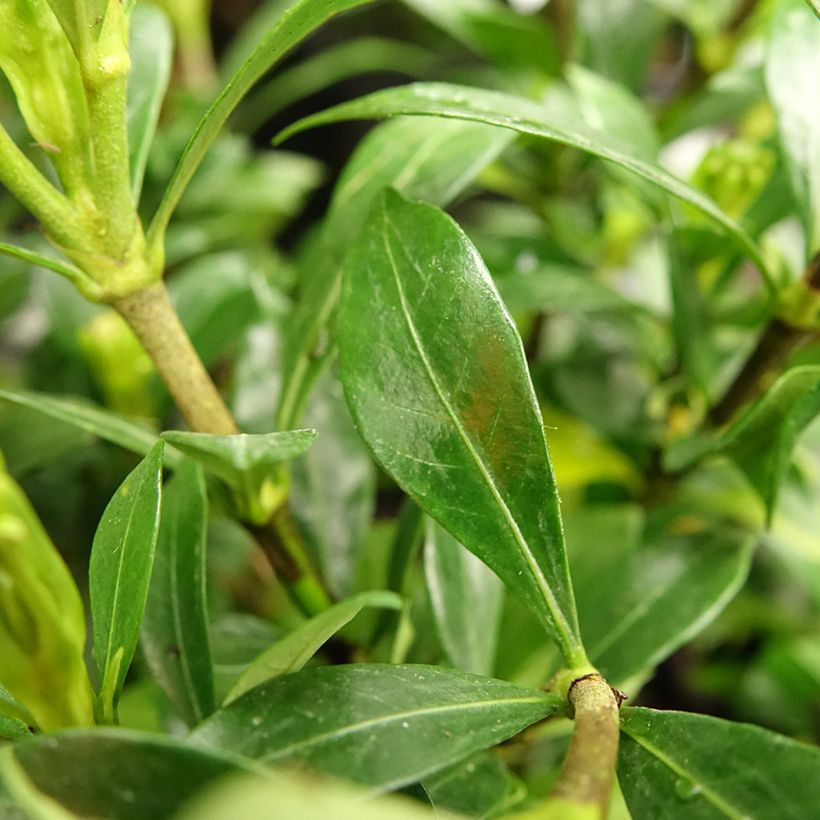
(0, 127, 82, 249)
(112, 282, 238, 435)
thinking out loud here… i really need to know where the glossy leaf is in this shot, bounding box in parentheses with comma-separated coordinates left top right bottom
(147, 0, 377, 243)
(191, 664, 561, 790)
(275, 116, 513, 430)
(766, 0, 820, 255)
(337, 190, 584, 664)
(141, 460, 214, 727)
(1, 729, 266, 820)
(666, 366, 820, 521)
(276, 82, 771, 285)
(127, 4, 173, 200)
(571, 511, 754, 686)
(619, 707, 820, 818)
(290, 372, 376, 598)
(0, 388, 178, 465)
(225, 591, 402, 703)
(90, 442, 165, 720)
(0, 465, 94, 730)
(424, 520, 504, 676)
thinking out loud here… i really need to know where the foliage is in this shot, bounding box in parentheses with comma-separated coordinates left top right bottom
(0, 0, 819, 817)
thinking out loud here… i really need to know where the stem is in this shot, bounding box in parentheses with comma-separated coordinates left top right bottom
(112, 282, 238, 435)
(536, 674, 621, 820)
(544, 0, 576, 65)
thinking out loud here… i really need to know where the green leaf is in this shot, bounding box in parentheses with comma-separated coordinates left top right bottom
(766, 0, 820, 255)
(0, 464, 94, 730)
(0, 241, 96, 294)
(421, 753, 523, 819)
(225, 591, 402, 703)
(0, 715, 30, 742)
(236, 37, 435, 132)
(190, 664, 561, 791)
(619, 707, 820, 818)
(804, 0, 820, 18)
(666, 366, 820, 521)
(90, 442, 164, 721)
(572, 515, 754, 686)
(424, 520, 504, 676)
(160, 429, 316, 523)
(276, 116, 513, 430)
(290, 372, 376, 598)
(127, 3, 173, 200)
(147, 0, 377, 244)
(338, 190, 585, 665)
(0, 388, 178, 464)
(275, 82, 771, 287)
(1, 729, 267, 820)
(141, 460, 214, 727)
(41, 0, 108, 58)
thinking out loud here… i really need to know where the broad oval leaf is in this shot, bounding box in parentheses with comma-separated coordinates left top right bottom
(141, 460, 215, 726)
(337, 189, 584, 665)
(190, 664, 561, 791)
(276, 82, 771, 286)
(90, 442, 165, 721)
(127, 4, 173, 200)
(147, 0, 377, 243)
(225, 590, 402, 703)
(619, 707, 820, 818)
(766, 0, 820, 255)
(424, 520, 504, 676)
(1, 729, 266, 820)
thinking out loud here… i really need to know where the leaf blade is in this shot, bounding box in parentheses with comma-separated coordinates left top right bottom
(338, 190, 584, 664)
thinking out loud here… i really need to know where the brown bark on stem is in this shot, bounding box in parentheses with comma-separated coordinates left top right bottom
(113, 282, 238, 435)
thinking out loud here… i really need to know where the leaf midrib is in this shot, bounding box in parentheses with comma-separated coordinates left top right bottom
(380, 207, 577, 656)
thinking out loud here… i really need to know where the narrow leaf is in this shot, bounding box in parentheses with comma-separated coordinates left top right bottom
(666, 366, 820, 521)
(766, 0, 820, 255)
(225, 591, 402, 703)
(424, 520, 504, 676)
(141, 460, 215, 726)
(619, 707, 820, 818)
(127, 4, 173, 199)
(90, 442, 164, 719)
(3, 729, 267, 820)
(191, 664, 561, 791)
(0, 388, 177, 464)
(276, 82, 771, 286)
(338, 190, 584, 665)
(147, 0, 377, 243)
(0, 241, 95, 292)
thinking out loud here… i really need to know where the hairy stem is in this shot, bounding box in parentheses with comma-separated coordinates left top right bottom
(112, 282, 238, 435)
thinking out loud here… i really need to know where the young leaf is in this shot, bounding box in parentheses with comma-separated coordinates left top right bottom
(666, 366, 820, 521)
(276, 82, 771, 286)
(2, 729, 267, 820)
(0, 388, 176, 464)
(276, 116, 513, 429)
(161, 429, 316, 523)
(619, 707, 820, 818)
(0, 241, 97, 294)
(147, 0, 377, 244)
(424, 520, 504, 676)
(766, 0, 820, 255)
(127, 4, 173, 200)
(0, 463, 94, 730)
(225, 590, 402, 703)
(90, 442, 164, 721)
(190, 664, 562, 791)
(338, 189, 585, 666)
(141, 460, 214, 727)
